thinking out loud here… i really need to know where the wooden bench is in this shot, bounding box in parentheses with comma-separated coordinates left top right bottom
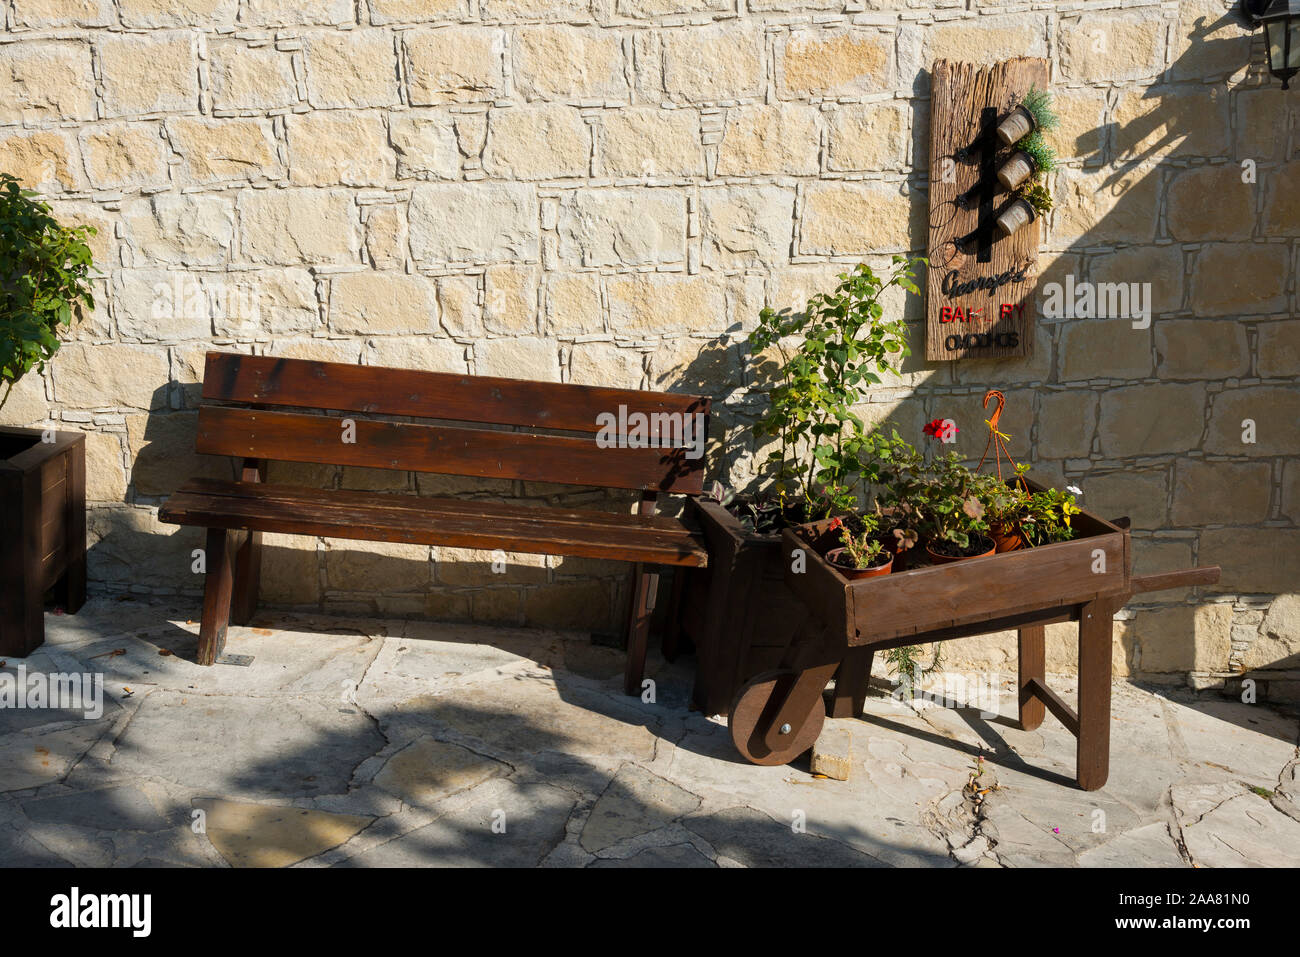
(158, 352, 710, 693)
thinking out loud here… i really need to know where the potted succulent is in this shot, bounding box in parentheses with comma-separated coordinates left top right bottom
(996, 85, 1058, 145)
(823, 513, 893, 580)
(0, 172, 96, 656)
(997, 180, 1053, 237)
(996, 130, 1056, 191)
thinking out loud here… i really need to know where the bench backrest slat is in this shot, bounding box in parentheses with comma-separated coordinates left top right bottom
(202, 352, 707, 437)
(196, 406, 706, 494)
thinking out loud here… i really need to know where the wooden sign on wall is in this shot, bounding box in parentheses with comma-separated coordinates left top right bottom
(926, 57, 1049, 361)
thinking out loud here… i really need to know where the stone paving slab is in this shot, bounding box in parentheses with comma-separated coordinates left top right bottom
(0, 597, 1294, 868)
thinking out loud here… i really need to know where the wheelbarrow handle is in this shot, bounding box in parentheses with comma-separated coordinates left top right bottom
(1131, 565, 1221, 594)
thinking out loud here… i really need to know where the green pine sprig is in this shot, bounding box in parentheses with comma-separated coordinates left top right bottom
(1020, 85, 1059, 133)
(1017, 131, 1057, 175)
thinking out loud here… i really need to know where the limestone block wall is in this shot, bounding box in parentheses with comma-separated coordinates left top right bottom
(0, 0, 1296, 693)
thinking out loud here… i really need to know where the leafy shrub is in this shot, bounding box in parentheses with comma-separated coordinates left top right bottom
(0, 173, 96, 411)
(748, 257, 924, 519)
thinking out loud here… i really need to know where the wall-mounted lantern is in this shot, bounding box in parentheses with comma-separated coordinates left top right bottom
(1244, 0, 1300, 89)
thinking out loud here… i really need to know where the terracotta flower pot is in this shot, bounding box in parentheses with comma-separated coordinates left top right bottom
(989, 522, 1026, 553)
(925, 534, 996, 565)
(996, 197, 1037, 236)
(880, 530, 917, 571)
(825, 547, 893, 580)
(996, 105, 1037, 145)
(996, 151, 1035, 191)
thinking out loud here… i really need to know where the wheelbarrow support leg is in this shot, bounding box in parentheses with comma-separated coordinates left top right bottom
(1017, 624, 1045, 732)
(1076, 599, 1114, 791)
(830, 647, 874, 719)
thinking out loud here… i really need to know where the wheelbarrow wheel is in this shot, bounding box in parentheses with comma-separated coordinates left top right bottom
(728, 669, 826, 766)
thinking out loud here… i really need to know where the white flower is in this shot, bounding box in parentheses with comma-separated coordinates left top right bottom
(1066, 485, 1083, 496)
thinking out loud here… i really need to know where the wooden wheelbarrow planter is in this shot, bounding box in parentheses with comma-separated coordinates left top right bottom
(724, 504, 1219, 791)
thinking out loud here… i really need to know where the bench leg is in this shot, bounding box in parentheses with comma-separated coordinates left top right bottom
(197, 527, 238, 666)
(230, 457, 265, 626)
(623, 563, 658, 697)
(1076, 600, 1113, 791)
(1017, 624, 1046, 732)
(231, 530, 262, 626)
(830, 647, 873, 719)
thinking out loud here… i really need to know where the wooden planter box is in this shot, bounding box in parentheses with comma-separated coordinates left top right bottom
(783, 506, 1130, 651)
(680, 498, 814, 715)
(0, 426, 86, 657)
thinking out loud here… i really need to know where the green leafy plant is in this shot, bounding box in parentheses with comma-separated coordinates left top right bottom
(0, 173, 96, 411)
(863, 413, 1082, 554)
(749, 257, 924, 521)
(1020, 85, 1058, 134)
(859, 427, 926, 552)
(912, 449, 990, 553)
(1021, 487, 1081, 547)
(866, 427, 990, 555)
(972, 464, 1031, 522)
(1017, 131, 1057, 177)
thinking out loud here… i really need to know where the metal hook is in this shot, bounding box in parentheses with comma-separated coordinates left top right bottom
(982, 389, 1006, 433)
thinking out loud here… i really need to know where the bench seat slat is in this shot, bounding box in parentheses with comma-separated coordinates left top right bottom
(175, 477, 698, 534)
(197, 406, 704, 494)
(159, 480, 709, 568)
(203, 352, 710, 436)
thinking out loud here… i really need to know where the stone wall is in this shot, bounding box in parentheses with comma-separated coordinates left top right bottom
(1, 0, 1296, 693)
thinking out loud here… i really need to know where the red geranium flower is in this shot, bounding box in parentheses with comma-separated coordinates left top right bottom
(828, 517, 844, 531)
(923, 418, 958, 439)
